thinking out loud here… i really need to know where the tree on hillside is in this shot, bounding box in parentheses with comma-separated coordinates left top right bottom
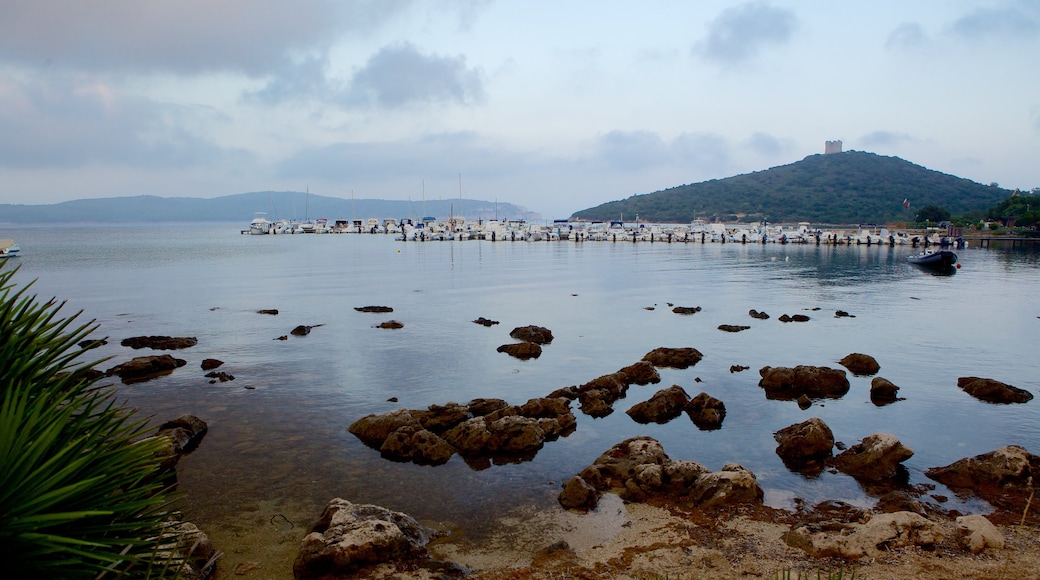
(915, 204, 950, 223)
(987, 192, 1040, 227)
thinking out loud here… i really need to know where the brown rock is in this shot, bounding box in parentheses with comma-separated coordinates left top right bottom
(748, 309, 769, 320)
(379, 426, 455, 465)
(778, 314, 810, 322)
(354, 305, 394, 313)
(558, 476, 600, 511)
(774, 417, 834, 472)
(496, 342, 542, 360)
(685, 392, 726, 430)
(642, 347, 704, 369)
(257, 309, 279, 315)
(757, 365, 850, 400)
(870, 376, 901, 405)
(120, 335, 198, 350)
(626, 385, 690, 424)
(200, 358, 223, 370)
(925, 445, 1040, 490)
(376, 320, 404, 329)
(957, 376, 1034, 404)
(839, 353, 880, 376)
(472, 317, 499, 326)
(293, 498, 432, 579)
(617, 360, 661, 385)
(348, 409, 421, 448)
(718, 324, 751, 333)
(672, 306, 702, 315)
(106, 354, 187, 381)
(831, 433, 914, 482)
(508, 325, 554, 344)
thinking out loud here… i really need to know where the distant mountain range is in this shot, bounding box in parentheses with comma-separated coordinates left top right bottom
(0, 191, 541, 225)
(572, 151, 1012, 224)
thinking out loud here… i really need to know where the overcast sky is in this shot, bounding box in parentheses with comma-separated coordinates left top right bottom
(1, 1, 1037, 218)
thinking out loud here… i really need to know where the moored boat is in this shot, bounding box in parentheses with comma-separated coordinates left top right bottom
(907, 249, 957, 268)
(0, 239, 20, 258)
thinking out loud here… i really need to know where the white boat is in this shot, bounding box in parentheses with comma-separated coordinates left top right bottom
(0, 239, 21, 258)
(248, 213, 272, 235)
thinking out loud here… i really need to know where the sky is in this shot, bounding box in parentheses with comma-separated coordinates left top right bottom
(1, 1, 1038, 219)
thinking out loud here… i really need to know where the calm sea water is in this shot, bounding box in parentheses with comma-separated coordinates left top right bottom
(4, 223, 1039, 536)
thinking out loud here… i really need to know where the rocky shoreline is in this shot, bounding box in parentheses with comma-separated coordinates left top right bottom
(104, 314, 1038, 578)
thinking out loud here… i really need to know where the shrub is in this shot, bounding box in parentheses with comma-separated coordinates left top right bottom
(0, 265, 180, 578)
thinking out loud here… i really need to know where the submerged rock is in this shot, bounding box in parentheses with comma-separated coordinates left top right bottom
(120, 335, 197, 350)
(957, 376, 1034, 404)
(831, 433, 914, 482)
(685, 392, 726, 430)
(106, 354, 187, 382)
(626, 385, 690, 424)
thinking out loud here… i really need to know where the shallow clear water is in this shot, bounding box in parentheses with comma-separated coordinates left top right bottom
(5, 223, 1039, 535)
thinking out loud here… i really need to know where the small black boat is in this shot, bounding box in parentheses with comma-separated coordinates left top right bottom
(907, 249, 957, 268)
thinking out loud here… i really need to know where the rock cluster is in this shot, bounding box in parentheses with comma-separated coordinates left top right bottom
(558, 436, 763, 511)
(349, 397, 576, 468)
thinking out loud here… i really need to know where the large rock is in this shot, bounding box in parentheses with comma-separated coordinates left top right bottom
(411, 402, 472, 433)
(784, 511, 942, 559)
(120, 335, 198, 350)
(642, 347, 704, 369)
(838, 353, 880, 376)
(831, 433, 914, 481)
(774, 417, 834, 472)
(925, 445, 1040, 490)
(106, 354, 187, 382)
(154, 415, 208, 471)
(957, 376, 1034, 404)
(626, 385, 690, 424)
(687, 464, 764, 508)
(757, 365, 850, 400)
(294, 498, 433, 579)
(684, 392, 726, 430)
(955, 514, 1005, 554)
(508, 325, 554, 344)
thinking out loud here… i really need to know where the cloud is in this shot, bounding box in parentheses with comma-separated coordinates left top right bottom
(276, 132, 520, 182)
(0, 76, 250, 169)
(885, 22, 928, 51)
(743, 132, 791, 156)
(590, 131, 732, 174)
(0, 0, 409, 76)
(246, 55, 335, 105)
(344, 43, 486, 108)
(693, 2, 797, 66)
(859, 131, 919, 148)
(951, 6, 1039, 41)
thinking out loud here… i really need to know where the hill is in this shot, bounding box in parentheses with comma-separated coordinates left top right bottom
(572, 151, 1012, 224)
(0, 191, 540, 225)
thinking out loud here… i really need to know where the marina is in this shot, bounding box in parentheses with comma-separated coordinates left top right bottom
(241, 215, 968, 247)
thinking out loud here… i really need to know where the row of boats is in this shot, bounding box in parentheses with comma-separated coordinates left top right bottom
(246, 214, 956, 247)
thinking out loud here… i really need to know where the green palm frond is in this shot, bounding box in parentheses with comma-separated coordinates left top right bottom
(0, 265, 182, 578)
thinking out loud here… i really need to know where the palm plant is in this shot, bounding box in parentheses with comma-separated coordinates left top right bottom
(0, 265, 180, 578)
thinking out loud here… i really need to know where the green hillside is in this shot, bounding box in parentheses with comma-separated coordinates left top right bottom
(572, 151, 1012, 224)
